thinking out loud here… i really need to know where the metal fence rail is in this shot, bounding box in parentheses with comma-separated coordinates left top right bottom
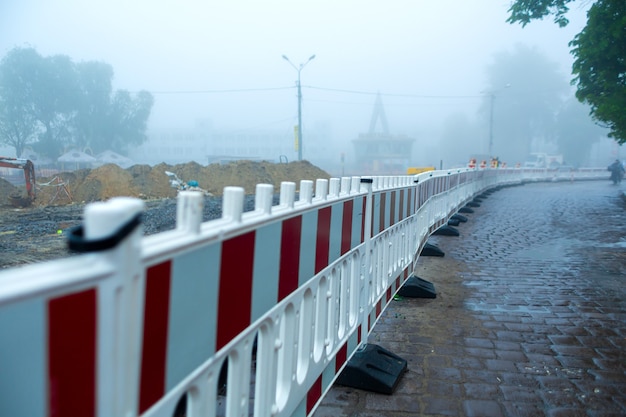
(0, 167, 608, 417)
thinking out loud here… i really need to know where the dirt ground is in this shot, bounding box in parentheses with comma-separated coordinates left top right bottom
(0, 160, 330, 269)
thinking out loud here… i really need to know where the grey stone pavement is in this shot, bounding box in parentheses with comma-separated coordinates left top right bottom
(314, 180, 626, 417)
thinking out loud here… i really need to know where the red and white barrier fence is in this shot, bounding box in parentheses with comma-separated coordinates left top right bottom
(0, 167, 608, 417)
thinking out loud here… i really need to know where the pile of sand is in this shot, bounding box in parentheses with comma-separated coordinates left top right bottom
(2, 160, 331, 207)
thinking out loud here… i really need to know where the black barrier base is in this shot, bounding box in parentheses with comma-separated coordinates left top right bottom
(433, 225, 460, 236)
(421, 242, 445, 257)
(398, 275, 436, 298)
(467, 201, 481, 207)
(447, 218, 460, 227)
(451, 213, 468, 223)
(459, 206, 474, 214)
(336, 344, 407, 394)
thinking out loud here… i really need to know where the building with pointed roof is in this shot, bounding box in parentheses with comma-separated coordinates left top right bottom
(352, 93, 415, 175)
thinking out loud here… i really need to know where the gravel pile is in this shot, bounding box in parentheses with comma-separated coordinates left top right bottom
(142, 195, 271, 235)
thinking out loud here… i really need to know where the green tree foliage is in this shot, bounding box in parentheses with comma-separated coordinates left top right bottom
(73, 61, 114, 152)
(482, 44, 569, 164)
(570, 1, 626, 145)
(32, 53, 80, 158)
(0, 99, 40, 158)
(107, 90, 154, 154)
(0, 48, 45, 157)
(0, 47, 154, 159)
(507, 0, 626, 145)
(507, 0, 576, 27)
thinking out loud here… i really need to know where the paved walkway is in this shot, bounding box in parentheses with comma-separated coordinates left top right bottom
(314, 180, 626, 417)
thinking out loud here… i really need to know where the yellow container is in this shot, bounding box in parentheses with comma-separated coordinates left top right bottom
(406, 167, 435, 175)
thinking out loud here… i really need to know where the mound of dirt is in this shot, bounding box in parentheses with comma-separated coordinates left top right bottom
(3, 160, 331, 208)
(0, 178, 16, 197)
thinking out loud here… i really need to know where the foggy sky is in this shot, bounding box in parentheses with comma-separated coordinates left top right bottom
(1, 0, 590, 158)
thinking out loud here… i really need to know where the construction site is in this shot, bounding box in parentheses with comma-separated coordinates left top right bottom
(0, 159, 330, 269)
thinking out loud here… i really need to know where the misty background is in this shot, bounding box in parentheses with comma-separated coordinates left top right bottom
(1, 0, 619, 175)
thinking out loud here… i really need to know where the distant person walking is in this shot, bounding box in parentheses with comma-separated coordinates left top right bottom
(608, 159, 625, 184)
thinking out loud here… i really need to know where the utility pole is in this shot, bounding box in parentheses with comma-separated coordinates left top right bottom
(283, 54, 315, 161)
(296, 70, 303, 161)
(485, 83, 510, 157)
(489, 93, 495, 157)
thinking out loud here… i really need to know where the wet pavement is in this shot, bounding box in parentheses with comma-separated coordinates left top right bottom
(314, 180, 626, 417)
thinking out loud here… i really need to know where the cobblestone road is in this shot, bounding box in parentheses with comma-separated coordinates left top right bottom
(314, 180, 626, 417)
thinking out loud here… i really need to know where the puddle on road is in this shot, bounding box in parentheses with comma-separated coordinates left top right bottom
(513, 237, 579, 261)
(595, 239, 626, 249)
(464, 302, 550, 314)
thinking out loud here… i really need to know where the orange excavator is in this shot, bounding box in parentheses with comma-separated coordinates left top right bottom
(0, 156, 36, 206)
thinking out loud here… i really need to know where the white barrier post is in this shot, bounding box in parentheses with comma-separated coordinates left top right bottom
(78, 197, 146, 417)
(334, 177, 408, 394)
(361, 178, 374, 346)
(255, 183, 274, 214)
(176, 191, 204, 233)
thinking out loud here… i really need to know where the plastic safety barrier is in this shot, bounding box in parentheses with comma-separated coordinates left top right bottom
(0, 167, 608, 417)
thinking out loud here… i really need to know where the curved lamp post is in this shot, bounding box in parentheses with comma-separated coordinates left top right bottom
(282, 54, 316, 161)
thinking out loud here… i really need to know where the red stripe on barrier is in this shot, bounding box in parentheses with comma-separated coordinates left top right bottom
(315, 207, 331, 274)
(341, 200, 353, 255)
(376, 300, 382, 318)
(399, 189, 405, 220)
(139, 261, 172, 414)
(358, 325, 362, 343)
(396, 276, 401, 289)
(379, 192, 386, 233)
(417, 185, 421, 207)
(48, 289, 97, 417)
(306, 375, 323, 414)
(370, 198, 375, 238)
(361, 198, 367, 243)
(390, 191, 396, 225)
(278, 216, 302, 301)
(386, 287, 392, 303)
(336, 343, 348, 373)
(217, 231, 255, 350)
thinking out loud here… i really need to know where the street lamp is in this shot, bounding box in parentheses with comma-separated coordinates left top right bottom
(283, 54, 316, 161)
(486, 84, 510, 156)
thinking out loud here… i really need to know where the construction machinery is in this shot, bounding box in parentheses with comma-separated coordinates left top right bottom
(0, 156, 36, 206)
